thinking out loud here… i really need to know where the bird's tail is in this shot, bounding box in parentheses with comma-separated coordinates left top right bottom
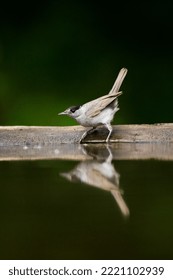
(109, 67, 128, 95)
(110, 189, 130, 217)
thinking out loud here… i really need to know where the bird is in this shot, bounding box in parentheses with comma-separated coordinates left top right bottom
(60, 145, 130, 217)
(58, 67, 128, 143)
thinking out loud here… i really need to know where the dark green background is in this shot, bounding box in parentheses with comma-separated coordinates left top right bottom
(0, 0, 173, 126)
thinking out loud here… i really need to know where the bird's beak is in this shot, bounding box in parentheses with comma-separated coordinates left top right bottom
(58, 110, 67, 115)
(60, 172, 72, 180)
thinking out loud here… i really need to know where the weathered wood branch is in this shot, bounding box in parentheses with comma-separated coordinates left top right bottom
(0, 124, 173, 161)
(0, 123, 173, 146)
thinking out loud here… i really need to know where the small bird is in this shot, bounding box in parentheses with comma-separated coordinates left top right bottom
(59, 67, 128, 143)
(60, 145, 130, 217)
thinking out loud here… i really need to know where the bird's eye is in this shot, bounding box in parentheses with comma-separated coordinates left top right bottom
(70, 105, 81, 113)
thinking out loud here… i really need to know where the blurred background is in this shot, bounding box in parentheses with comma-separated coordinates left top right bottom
(1, 1, 173, 261)
(0, 0, 173, 126)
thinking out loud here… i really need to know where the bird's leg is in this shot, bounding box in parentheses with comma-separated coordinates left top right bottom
(105, 144, 113, 163)
(105, 123, 113, 143)
(79, 130, 88, 143)
(79, 127, 96, 143)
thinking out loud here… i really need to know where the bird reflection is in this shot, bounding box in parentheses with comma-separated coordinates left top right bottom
(60, 145, 129, 217)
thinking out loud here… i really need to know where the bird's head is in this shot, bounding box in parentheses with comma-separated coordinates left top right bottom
(58, 105, 82, 119)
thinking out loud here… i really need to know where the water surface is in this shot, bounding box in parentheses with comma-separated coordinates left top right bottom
(0, 146, 173, 260)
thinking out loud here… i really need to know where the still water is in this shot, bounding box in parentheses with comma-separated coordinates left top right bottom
(0, 145, 173, 260)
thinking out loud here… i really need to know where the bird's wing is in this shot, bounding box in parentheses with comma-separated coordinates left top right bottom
(85, 91, 122, 118)
(108, 68, 128, 95)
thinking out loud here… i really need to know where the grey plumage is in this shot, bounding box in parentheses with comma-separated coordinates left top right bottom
(59, 67, 128, 143)
(84, 91, 122, 118)
(60, 145, 130, 217)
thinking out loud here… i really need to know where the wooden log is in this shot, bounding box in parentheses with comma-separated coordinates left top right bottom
(0, 123, 173, 146)
(0, 124, 173, 161)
